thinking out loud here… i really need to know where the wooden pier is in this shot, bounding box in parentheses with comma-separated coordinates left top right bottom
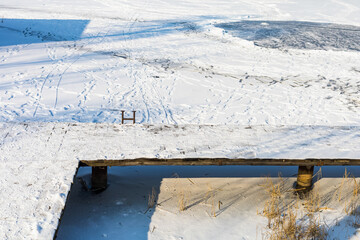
(80, 158, 360, 192)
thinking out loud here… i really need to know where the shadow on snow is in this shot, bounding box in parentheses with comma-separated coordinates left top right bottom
(0, 18, 90, 46)
(55, 165, 360, 239)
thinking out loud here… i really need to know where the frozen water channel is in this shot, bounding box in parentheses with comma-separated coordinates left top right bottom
(56, 166, 360, 240)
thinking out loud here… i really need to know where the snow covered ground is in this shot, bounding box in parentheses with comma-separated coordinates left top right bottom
(1, 0, 360, 124)
(1, 0, 360, 239)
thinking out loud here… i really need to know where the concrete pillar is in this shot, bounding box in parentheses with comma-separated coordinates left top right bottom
(296, 165, 314, 191)
(91, 166, 107, 191)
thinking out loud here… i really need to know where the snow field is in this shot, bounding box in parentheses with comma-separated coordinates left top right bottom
(1, 0, 360, 239)
(0, 0, 360, 124)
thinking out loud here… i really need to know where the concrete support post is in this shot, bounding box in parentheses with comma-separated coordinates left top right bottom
(91, 166, 107, 191)
(296, 165, 314, 191)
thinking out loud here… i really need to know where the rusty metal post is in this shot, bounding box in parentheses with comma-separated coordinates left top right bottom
(132, 110, 136, 124)
(121, 110, 136, 124)
(91, 166, 107, 190)
(121, 110, 125, 124)
(296, 165, 314, 191)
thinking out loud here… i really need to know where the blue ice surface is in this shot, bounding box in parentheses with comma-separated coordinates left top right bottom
(216, 20, 360, 51)
(0, 18, 89, 46)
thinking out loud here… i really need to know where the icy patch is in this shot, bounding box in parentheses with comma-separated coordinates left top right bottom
(216, 21, 360, 51)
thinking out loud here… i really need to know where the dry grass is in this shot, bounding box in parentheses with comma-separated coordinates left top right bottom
(172, 173, 188, 212)
(260, 177, 327, 240)
(146, 187, 157, 212)
(261, 177, 283, 227)
(344, 177, 360, 216)
(205, 184, 217, 217)
(343, 175, 360, 228)
(204, 184, 223, 217)
(334, 168, 351, 203)
(178, 189, 187, 211)
(172, 178, 222, 216)
(261, 169, 360, 239)
(304, 190, 321, 214)
(332, 169, 360, 216)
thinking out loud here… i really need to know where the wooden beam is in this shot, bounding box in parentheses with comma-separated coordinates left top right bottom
(81, 158, 360, 193)
(80, 158, 360, 167)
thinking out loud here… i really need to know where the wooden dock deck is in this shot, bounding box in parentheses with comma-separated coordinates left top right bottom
(81, 158, 360, 192)
(81, 158, 360, 167)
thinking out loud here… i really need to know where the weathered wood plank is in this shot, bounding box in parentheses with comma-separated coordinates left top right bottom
(80, 158, 360, 167)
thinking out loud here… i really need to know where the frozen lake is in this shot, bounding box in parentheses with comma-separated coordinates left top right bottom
(216, 21, 360, 51)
